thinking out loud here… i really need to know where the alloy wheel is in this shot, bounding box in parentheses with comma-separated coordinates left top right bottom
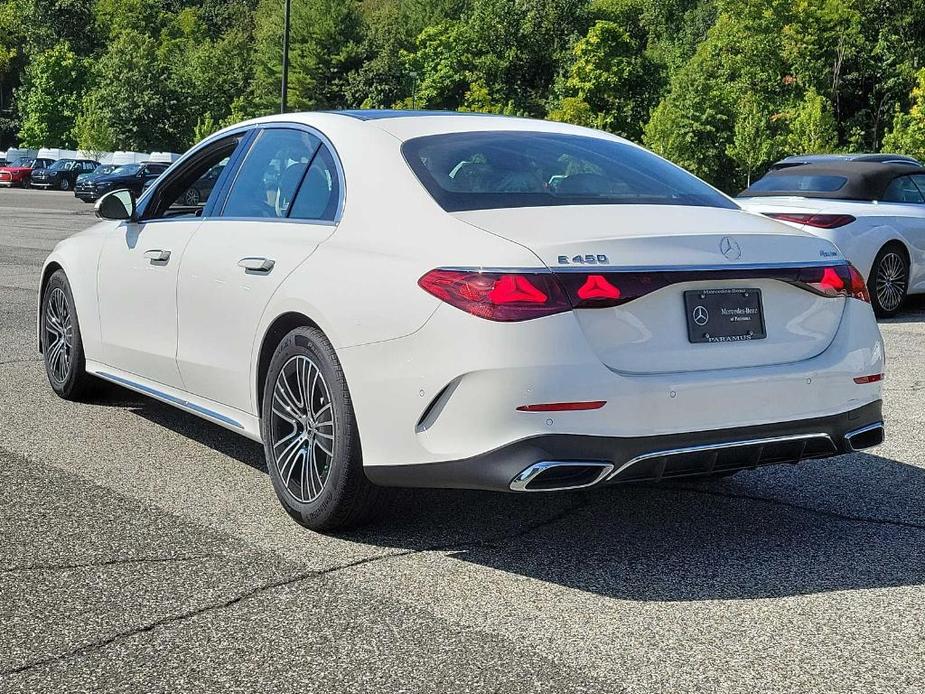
(184, 188, 200, 206)
(269, 355, 336, 504)
(876, 252, 907, 313)
(44, 287, 73, 384)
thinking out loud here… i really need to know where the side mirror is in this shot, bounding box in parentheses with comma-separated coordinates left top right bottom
(96, 189, 137, 222)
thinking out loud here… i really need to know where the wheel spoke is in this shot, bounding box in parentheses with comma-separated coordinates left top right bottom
(273, 422, 300, 449)
(277, 436, 304, 484)
(314, 437, 333, 457)
(313, 401, 332, 421)
(274, 380, 300, 417)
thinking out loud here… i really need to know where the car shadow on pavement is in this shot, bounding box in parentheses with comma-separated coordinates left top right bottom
(346, 458, 925, 601)
(98, 386, 925, 602)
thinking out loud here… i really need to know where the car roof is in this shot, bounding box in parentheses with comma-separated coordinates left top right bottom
(325, 109, 501, 121)
(216, 109, 626, 146)
(772, 153, 922, 168)
(740, 162, 925, 200)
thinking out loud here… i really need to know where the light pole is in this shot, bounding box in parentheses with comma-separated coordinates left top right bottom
(280, 0, 291, 114)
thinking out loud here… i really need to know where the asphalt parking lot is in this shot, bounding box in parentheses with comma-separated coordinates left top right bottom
(1, 188, 924, 693)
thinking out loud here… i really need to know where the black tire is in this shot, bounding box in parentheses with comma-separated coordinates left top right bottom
(869, 244, 909, 318)
(59, 178, 71, 191)
(41, 270, 94, 400)
(21, 178, 29, 189)
(261, 326, 387, 531)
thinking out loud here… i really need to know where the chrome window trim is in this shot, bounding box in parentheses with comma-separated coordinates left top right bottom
(606, 432, 834, 481)
(217, 121, 346, 225)
(135, 216, 337, 228)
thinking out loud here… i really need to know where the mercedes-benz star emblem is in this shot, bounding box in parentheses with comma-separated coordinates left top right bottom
(692, 305, 709, 326)
(719, 236, 741, 260)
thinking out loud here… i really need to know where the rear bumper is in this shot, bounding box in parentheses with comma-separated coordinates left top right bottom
(364, 400, 883, 491)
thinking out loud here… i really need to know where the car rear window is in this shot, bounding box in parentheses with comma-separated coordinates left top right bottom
(401, 131, 737, 212)
(747, 174, 848, 194)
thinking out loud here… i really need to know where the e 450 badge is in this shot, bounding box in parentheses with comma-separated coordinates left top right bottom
(558, 254, 609, 265)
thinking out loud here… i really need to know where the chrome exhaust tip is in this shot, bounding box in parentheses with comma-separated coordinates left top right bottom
(844, 422, 885, 451)
(509, 461, 614, 492)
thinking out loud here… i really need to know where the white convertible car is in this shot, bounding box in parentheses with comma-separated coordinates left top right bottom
(39, 111, 885, 530)
(739, 161, 925, 316)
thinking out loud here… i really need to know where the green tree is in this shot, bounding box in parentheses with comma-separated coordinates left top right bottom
(72, 91, 115, 159)
(883, 68, 925, 160)
(550, 18, 657, 139)
(16, 41, 86, 147)
(84, 30, 182, 151)
(726, 96, 777, 186)
(786, 87, 839, 153)
(251, 0, 364, 113)
(403, 0, 589, 115)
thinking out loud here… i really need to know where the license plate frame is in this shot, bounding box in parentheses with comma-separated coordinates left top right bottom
(684, 288, 766, 344)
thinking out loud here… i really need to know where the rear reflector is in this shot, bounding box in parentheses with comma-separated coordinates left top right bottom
(853, 374, 884, 384)
(765, 213, 856, 229)
(516, 401, 606, 412)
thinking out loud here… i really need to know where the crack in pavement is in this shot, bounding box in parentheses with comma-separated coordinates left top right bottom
(0, 501, 588, 679)
(661, 484, 925, 533)
(0, 554, 214, 575)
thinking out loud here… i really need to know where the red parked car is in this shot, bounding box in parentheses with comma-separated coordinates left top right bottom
(0, 157, 55, 188)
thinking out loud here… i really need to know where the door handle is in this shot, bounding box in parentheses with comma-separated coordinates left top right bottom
(144, 249, 171, 262)
(238, 257, 275, 274)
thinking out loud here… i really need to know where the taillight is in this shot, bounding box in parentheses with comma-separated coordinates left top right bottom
(795, 264, 870, 302)
(420, 262, 872, 321)
(417, 269, 570, 321)
(765, 213, 856, 229)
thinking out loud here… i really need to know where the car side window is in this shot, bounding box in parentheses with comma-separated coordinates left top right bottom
(142, 134, 244, 220)
(911, 175, 925, 201)
(289, 144, 341, 221)
(221, 128, 320, 219)
(882, 176, 924, 203)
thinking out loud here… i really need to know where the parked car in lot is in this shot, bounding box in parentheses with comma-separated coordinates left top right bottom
(73, 161, 169, 202)
(739, 161, 925, 316)
(73, 164, 118, 200)
(30, 158, 100, 191)
(0, 157, 55, 188)
(39, 111, 885, 530)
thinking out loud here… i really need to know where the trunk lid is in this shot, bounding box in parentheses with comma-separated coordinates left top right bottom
(456, 205, 849, 374)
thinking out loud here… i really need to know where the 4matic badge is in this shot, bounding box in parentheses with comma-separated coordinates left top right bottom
(558, 254, 609, 265)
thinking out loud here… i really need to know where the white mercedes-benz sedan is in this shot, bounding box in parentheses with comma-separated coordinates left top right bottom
(39, 110, 885, 530)
(739, 161, 925, 317)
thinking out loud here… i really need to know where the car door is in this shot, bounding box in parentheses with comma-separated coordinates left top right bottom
(881, 175, 925, 289)
(96, 134, 247, 386)
(176, 125, 341, 413)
